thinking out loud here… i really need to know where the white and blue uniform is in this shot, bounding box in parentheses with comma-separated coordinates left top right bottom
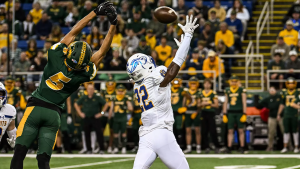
(0, 104, 16, 142)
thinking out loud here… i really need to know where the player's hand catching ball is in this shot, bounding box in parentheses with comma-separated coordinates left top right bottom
(178, 15, 199, 35)
(93, 1, 113, 16)
(7, 135, 15, 148)
(105, 5, 118, 25)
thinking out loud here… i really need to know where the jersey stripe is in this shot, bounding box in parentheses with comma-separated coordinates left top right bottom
(16, 106, 34, 138)
(53, 130, 59, 150)
(90, 63, 97, 80)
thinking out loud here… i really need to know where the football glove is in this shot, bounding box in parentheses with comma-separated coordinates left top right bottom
(178, 107, 187, 114)
(178, 15, 199, 35)
(174, 34, 184, 47)
(67, 114, 72, 125)
(191, 112, 198, 119)
(240, 113, 247, 123)
(105, 5, 118, 25)
(7, 135, 15, 148)
(128, 117, 133, 126)
(223, 114, 228, 123)
(93, 1, 112, 16)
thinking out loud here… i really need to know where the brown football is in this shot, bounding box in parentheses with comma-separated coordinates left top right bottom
(154, 6, 178, 24)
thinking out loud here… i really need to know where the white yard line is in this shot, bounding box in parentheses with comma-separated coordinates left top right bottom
(283, 165, 300, 169)
(51, 158, 133, 169)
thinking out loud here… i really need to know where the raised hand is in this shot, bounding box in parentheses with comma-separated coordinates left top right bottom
(174, 34, 184, 47)
(93, 1, 113, 16)
(105, 5, 118, 25)
(178, 15, 199, 35)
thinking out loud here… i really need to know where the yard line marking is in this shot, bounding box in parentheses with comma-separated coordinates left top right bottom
(283, 165, 300, 169)
(52, 158, 133, 169)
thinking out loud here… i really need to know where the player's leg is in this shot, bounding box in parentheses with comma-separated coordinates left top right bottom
(11, 106, 40, 169)
(208, 111, 220, 151)
(282, 117, 290, 153)
(237, 113, 245, 153)
(83, 117, 93, 153)
(131, 113, 140, 152)
(55, 130, 63, 153)
(227, 113, 235, 153)
(183, 114, 192, 153)
(113, 121, 120, 153)
(91, 117, 105, 153)
(35, 107, 60, 169)
(291, 117, 299, 153)
(109, 117, 114, 152)
(267, 117, 276, 151)
(120, 119, 127, 154)
(194, 113, 201, 153)
(201, 112, 209, 151)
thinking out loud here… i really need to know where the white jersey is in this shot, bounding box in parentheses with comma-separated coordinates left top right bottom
(0, 104, 16, 142)
(134, 66, 174, 136)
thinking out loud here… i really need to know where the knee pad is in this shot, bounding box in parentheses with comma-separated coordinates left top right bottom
(10, 144, 28, 169)
(36, 153, 50, 169)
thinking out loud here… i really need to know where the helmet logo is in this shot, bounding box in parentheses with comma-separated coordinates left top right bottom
(72, 59, 78, 64)
(127, 56, 147, 73)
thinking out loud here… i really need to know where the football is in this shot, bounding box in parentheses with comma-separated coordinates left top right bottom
(154, 6, 178, 24)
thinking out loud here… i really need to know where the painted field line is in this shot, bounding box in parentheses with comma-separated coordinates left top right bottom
(283, 165, 300, 169)
(2, 154, 300, 158)
(52, 158, 133, 169)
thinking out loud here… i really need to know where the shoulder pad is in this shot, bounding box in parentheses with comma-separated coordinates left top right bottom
(3, 104, 17, 117)
(148, 66, 167, 84)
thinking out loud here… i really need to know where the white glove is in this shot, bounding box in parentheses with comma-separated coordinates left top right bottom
(67, 115, 72, 125)
(178, 15, 199, 35)
(174, 34, 184, 47)
(7, 135, 15, 148)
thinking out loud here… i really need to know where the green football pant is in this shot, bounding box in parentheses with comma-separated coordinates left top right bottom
(113, 119, 127, 134)
(132, 113, 141, 130)
(185, 113, 201, 127)
(174, 114, 183, 130)
(16, 106, 60, 156)
(228, 113, 244, 129)
(283, 117, 298, 133)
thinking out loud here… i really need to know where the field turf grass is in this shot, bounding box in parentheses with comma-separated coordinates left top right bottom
(1, 153, 300, 169)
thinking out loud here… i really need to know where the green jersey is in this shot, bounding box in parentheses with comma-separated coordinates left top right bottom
(7, 87, 26, 110)
(198, 89, 218, 112)
(225, 87, 246, 112)
(112, 96, 131, 121)
(267, 60, 285, 75)
(171, 87, 186, 111)
(32, 43, 97, 109)
(101, 90, 116, 103)
(280, 88, 300, 118)
(185, 88, 200, 112)
(257, 93, 282, 118)
(76, 94, 106, 117)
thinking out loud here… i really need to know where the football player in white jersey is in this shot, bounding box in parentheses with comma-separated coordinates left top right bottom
(0, 82, 17, 148)
(127, 15, 198, 169)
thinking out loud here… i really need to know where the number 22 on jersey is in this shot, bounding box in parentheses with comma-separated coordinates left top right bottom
(134, 85, 154, 112)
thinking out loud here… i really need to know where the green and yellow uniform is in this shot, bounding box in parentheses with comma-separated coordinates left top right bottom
(171, 87, 186, 130)
(198, 89, 217, 113)
(111, 95, 131, 133)
(6, 86, 27, 111)
(185, 88, 201, 127)
(101, 90, 116, 129)
(280, 88, 300, 133)
(46, 5, 65, 24)
(225, 87, 247, 129)
(16, 42, 97, 156)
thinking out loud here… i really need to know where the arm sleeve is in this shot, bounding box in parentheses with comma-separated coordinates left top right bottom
(172, 33, 192, 67)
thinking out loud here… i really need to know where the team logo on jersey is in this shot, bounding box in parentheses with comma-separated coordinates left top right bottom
(127, 56, 147, 73)
(160, 70, 166, 77)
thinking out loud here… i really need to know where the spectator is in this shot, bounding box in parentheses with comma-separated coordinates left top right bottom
(226, 0, 250, 39)
(6, 39, 22, 62)
(14, 0, 25, 22)
(116, 15, 126, 34)
(49, 25, 64, 43)
(92, 15, 110, 35)
(26, 39, 38, 62)
(174, 0, 188, 18)
(147, 14, 165, 38)
(5, 0, 13, 10)
(78, 0, 93, 20)
(267, 53, 285, 89)
(33, 0, 52, 10)
(126, 29, 139, 53)
(225, 10, 243, 53)
(271, 36, 290, 61)
(0, 23, 13, 49)
(192, 0, 209, 20)
(279, 20, 298, 47)
(15, 52, 30, 72)
(215, 22, 234, 50)
(199, 22, 215, 49)
(0, 5, 6, 22)
(165, 26, 177, 48)
(5, 12, 22, 39)
(43, 39, 52, 55)
(196, 40, 209, 59)
(119, 1, 131, 22)
(125, 10, 146, 36)
(215, 39, 233, 55)
(22, 14, 36, 40)
(136, 0, 152, 21)
(284, 0, 300, 24)
(285, 11, 300, 31)
(64, 2, 76, 27)
(155, 35, 172, 63)
(207, 10, 220, 37)
(296, 40, 300, 57)
(208, 0, 226, 22)
(255, 87, 283, 151)
(30, 2, 43, 24)
(286, 50, 300, 79)
(111, 28, 123, 49)
(107, 50, 127, 72)
(30, 50, 47, 71)
(87, 26, 103, 51)
(202, 50, 224, 79)
(151, 50, 163, 65)
(0, 53, 11, 72)
(119, 38, 131, 60)
(136, 36, 151, 55)
(36, 12, 52, 40)
(46, 0, 65, 25)
(184, 48, 202, 79)
(145, 29, 157, 50)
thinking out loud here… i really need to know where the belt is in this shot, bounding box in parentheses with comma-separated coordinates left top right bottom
(27, 97, 62, 116)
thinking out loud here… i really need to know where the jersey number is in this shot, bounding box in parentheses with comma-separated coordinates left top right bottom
(46, 72, 71, 91)
(230, 97, 237, 105)
(134, 85, 154, 112)
(286, 98, 296, 107)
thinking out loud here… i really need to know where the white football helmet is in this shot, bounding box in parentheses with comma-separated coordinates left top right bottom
(126, 53, 156, 83)
(0, 82, 7, 107)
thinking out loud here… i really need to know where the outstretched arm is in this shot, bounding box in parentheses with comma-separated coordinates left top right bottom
(160, 15, 198, 87)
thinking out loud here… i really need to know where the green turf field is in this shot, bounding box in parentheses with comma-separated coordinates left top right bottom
(2, 154, 300, 169)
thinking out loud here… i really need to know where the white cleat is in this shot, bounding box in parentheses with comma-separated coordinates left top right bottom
(183, 148, 192, 154)
(107, 147, 112, 153)
(294, 148, 299, 153)
(196, 147, 201, 154)
(78, 149, 87, 154)
(113, 147, 119, 154)
(93, 147, 99, 154)
(281, 148, 288, 153)
(121, 147, 126, 154)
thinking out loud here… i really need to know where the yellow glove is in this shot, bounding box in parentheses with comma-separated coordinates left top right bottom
(178, 107, 187, 114)
(139, 118, 143, 125)
(191, 112, 198, 119)
(223, 114, 228, 123)
(240, 114, 247, 123)
(128, 117, 133, 126)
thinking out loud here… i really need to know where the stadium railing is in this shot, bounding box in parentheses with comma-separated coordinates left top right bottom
(266, 70, 300, 90)
(270, 0, 274, 22)
(256, 1, 270, 54)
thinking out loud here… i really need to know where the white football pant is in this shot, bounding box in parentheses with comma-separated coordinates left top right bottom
(133, 129, 189, 169)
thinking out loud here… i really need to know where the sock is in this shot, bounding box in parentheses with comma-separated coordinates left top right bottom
(91, 131, 96, 151)
(81, 131, 87, 150)
(114, 137, 119, 148)
(284, 133, 290, 144)
(196, 145, 201, 149)
(187, 145, 191, 150)
(293, 133, 299, 147)
(121, 136, 127, 148)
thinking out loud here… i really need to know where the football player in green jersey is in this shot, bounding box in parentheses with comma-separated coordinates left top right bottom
(109, 84, 133, 154)
(171, 77, 190, 146)
(11, 2, 117, 168)
(100, 79, 116, 153)
(223, 75, 247, 153)
(183, 76, 202, 154)
(198, 79, 220, 153)
(5, 76, 27, 111)
(277, 77, 300, 153)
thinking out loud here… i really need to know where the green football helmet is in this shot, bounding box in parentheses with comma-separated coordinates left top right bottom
(65, 41, 92, 70)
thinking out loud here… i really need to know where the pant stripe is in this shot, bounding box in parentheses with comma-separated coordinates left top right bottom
(53, 130, 59, 150)
(16, 106, 34, 138)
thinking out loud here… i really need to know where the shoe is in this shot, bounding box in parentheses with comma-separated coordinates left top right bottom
(122, 147, 126, 154)
(294, 148, 299, 153)
(107, 147, 112, 153)
(79, 149, 87, 154)
(56, 147, 62, 154)
(131, 146, 138, 153)
(226, 148, 232, 154)
(281, 148, 288, 153)
(196, 147, 201, 154)
(240, 147, 245, 154)
(113, 147, 119, 154)
(99, 150, 105, 154)
(266, 147, 273, 152)
(86, 151, 92, 154)
(183, 148, 192, 154)
(93, 148, 99, 154)
(205, 148, 210, 154)
(27, 149, 35, 154)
